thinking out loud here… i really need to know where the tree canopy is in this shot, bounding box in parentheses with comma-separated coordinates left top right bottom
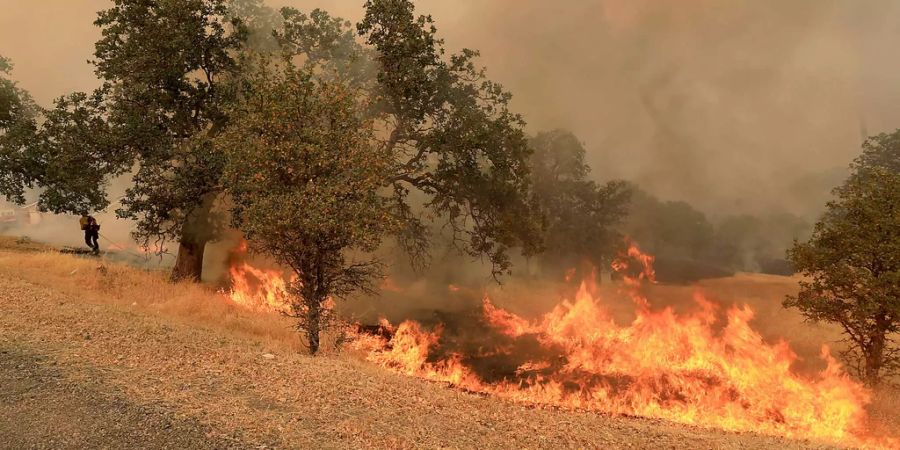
(28, 91, 129, 214)
(220, 62, 394, 353)
(276, 0, 542, 277)
(363, 0, 542, 276)
(528, 129, 630, 272)
(786, 131, 900, 385)
(11, 0, 541, 284)
(623, 185, 715, 262)
(0, 55, 38, 205)
(92, 0, 249, 279)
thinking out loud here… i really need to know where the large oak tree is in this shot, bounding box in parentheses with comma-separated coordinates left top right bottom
(91, 0, 246, 280)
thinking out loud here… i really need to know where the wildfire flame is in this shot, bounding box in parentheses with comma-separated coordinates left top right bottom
(226, 240, 294, 314)
(225, 240, 340, 320)
(228, 262, 295, 314)
(350, 244, 890, 447)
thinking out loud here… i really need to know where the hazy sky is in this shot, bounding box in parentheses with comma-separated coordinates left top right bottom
(3, 0, 900, 216)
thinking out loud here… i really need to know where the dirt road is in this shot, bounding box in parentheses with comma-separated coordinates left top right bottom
(0, 246, 839, 449)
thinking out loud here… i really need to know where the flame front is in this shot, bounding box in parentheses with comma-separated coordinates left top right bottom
(350, 245, 886, 447)
(224, 239, 293, 313)
(228, 262, 294, 314)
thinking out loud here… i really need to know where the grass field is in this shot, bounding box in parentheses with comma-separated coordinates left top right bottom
(0, 236, 896, 448)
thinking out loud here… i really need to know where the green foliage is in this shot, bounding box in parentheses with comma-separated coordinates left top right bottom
(0, 58, 127, 213)
(529, 129, 630, 269)
(220, 62, 394, 353)
(0, 55, 39, 204)
(855, 131, 900, 171)
(226, 0, 282, 52)
(354, 0, 542, 277)
(277, 8, 376, 87)
(28, 90, 130, 214)
(276, 0, 542, 277)
(786, 131, 900, 385)
(90, 0, 246, 267)
(7, 0, 541, 288)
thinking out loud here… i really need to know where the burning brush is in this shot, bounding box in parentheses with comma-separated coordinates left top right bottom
(222, 239, 894, 447)
(347, 244, 894, 448)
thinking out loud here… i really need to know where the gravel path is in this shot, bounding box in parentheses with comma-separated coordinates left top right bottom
(0, 249, 840, 449)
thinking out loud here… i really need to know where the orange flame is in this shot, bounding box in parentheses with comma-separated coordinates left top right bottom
(224, 240, 295, 314)
(228, 261, 295, 314)
(350, 244, 891, 447)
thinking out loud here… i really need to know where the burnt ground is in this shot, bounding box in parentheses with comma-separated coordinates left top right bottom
(0, 245, 846, 450)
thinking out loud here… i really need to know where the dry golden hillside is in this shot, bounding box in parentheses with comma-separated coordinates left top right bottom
(0, 237, 896, 449)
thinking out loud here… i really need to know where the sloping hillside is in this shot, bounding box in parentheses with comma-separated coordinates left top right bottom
(0, 240, 875, 449)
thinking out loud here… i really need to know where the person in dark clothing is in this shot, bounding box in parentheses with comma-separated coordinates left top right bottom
(80, 213, 100, 255)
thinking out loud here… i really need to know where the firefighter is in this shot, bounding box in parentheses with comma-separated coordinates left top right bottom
(79, 212, 100, 255)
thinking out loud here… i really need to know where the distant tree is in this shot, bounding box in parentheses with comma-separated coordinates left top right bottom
(622, 186, 715, 261)
(226, 0, 283, 52)
(786, 132, 900, 386)
(0, 55, 38, 204)
(277, 0, 542, 278)
(713, 212, 809, 273)
(528, 130, 630, 272)
(220, 63, 394, 354)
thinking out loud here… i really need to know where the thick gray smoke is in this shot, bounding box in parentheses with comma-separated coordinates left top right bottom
(5, 0, 900, 218)
(429, 0, 900, 217)
(3, 0, 900, 283)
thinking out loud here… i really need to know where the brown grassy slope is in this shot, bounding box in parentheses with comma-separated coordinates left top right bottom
(0, 242, 887, 449)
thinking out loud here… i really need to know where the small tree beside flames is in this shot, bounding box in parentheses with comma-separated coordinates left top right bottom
(220, 62, 394, 354)
(786, 131, 900, 386)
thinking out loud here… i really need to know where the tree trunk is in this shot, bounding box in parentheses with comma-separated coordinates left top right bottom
(169, 194, 217, 282)
(864, 322, 888, 386)
(170, 236, 208, 282)
(864, 345, 883, 386)
(306, 303, 321, 355)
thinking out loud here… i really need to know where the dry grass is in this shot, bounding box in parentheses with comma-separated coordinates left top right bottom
(0, 242, 896, 448)
(0, 235, 54, 252)
(0, 247, 305, 354)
